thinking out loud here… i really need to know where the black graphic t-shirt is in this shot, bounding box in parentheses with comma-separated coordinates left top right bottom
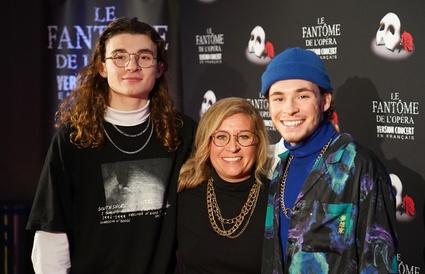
(27, 115, 197, 274)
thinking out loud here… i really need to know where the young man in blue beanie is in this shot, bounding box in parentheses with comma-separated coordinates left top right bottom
(261, 47, 398, 273)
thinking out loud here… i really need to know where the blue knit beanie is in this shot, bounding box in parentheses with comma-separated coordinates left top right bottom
(261, 47, 333, 96)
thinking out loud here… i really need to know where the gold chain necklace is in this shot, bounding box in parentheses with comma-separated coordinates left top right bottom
(206, 178, 260, 239)
(280, 138, 332, 219)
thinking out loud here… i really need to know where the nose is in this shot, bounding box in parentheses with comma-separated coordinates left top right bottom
(225, 136, 240, 152)
(282, 99, 299, 116)
(125, 55, 141, 71)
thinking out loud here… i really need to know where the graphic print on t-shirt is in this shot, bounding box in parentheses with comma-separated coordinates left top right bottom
(99, 158, 172, 224)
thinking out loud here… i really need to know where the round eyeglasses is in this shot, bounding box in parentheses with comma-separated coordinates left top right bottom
(103, 51, 157, 68)
(211, 130, 258, 147)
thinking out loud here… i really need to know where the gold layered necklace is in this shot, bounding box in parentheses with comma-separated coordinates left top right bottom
(280, 138, 332, 219)
(206, 178, 260, 239)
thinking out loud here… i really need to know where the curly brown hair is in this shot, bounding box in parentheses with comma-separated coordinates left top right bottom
(54, 17, 182, 151)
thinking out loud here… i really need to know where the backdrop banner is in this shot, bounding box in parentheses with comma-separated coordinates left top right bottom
(180, 0, 425, 272)
(43, 0, 425, 272)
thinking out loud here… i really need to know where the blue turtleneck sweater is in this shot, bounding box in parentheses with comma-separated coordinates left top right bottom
(279, 119, 338, 259)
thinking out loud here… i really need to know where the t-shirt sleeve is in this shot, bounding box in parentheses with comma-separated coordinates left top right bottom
(26, 127, 74, 232)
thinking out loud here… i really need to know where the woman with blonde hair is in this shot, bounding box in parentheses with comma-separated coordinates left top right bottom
(177, 97, 271, 273)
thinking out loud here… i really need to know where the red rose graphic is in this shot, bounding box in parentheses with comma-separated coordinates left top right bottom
(401, 31, 414, 52)
(403, 195, 415, 216)
(266, 41, 275, 58)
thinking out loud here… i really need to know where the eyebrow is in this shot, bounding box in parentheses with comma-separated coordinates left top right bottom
(110, 48, 155, 55)
(269, 87, 316, 96)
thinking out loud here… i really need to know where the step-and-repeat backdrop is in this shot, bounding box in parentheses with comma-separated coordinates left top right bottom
(45, 0, 424, 272)
(179, 0, 424, 272)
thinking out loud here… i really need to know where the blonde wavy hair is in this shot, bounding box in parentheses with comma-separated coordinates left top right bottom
(178, 97, 271, 192)
(54, 17, 182, 151)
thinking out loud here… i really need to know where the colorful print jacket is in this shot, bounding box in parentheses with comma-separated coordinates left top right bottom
(262, 133, 398, 273)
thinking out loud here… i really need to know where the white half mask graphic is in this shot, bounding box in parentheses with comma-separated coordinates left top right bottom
(376, 12, 401, 51)
(248, 26, 266, 58)
(200, 90, 216, 118)
(390, 173, 403, 209)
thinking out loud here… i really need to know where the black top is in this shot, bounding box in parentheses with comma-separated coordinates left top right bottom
(177, 170, 269, 274)
(27, 115, 197, 274)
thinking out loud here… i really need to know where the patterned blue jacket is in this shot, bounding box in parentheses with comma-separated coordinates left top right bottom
(262, 133, 398, 273)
